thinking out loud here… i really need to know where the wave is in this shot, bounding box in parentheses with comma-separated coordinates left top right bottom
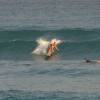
(0, 28, 100, 60)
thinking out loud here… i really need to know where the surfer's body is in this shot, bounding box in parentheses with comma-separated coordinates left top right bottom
(47, 39, 59, 56)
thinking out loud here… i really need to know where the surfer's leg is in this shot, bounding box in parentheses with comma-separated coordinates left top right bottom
(47, 47, 51, 55)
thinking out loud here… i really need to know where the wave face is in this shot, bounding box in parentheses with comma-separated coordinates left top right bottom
(0, 29, 100, 60)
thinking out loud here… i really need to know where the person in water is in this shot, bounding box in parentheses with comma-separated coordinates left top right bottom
(47, 39, 59, 56)
(85, 58, 100, 63)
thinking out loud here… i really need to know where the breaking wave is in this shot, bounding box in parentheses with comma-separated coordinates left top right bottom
(0, 28, 100, 60)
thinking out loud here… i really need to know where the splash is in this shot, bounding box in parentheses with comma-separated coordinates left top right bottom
(32, 38, 62, 55)
(32, 38, 49, 55)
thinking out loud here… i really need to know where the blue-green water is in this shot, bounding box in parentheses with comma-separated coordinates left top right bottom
(0, 60, 100, 100)
(0, 29, 100, 60)
(0, 0, 100, 99)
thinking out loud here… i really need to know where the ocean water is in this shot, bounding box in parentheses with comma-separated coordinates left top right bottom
(0, 0, 100, 99)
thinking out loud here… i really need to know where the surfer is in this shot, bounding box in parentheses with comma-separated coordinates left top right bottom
(47, 39, 59, 56)
(85, 58, 100, 63)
